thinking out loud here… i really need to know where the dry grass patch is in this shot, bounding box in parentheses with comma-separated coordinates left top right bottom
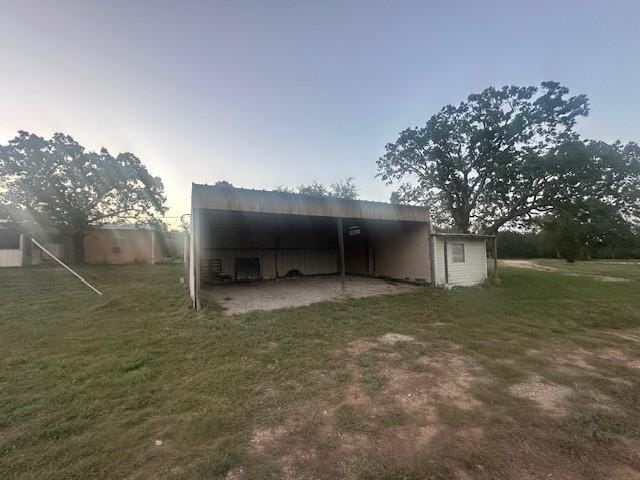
(236, 326, 640, 478)
(236, 334, 487, 479)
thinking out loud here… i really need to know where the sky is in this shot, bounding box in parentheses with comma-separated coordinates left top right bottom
(1, 0, 639, 225)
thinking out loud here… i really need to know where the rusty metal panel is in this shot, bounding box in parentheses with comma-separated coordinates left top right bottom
(191, 184, 429, 223)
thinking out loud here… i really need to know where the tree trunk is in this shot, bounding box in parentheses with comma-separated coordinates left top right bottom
(72, 233, 86, 264)
(455, 213, 471, 233)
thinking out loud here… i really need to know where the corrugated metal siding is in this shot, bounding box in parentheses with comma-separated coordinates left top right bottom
(200, 248, 338, 282)
(373, 223, 431, 282)
(432, 237, 487, 287)
(277, 249, 337, 275)
(192, 184, 429, 223)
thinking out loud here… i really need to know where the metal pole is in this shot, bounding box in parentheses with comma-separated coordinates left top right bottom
(31, 237, 103, 296)
(194, 209, 201, 310)
(337, 217, 346, 293)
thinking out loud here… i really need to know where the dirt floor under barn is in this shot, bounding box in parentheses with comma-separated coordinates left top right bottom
(204, 275, 420, 314)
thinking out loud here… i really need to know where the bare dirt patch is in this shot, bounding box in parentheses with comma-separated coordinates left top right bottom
(224, 467, 244, 480)
(525, 338, 638, 402)
(609, 465, 640, 479)
(249, 426, 288, 453)
(605, 329, 640, 345)
(378, 333, 417, 344)
(501, 259, 560, 272)
(540, 329, 640, 373)
(510, 375, 572, 416)
(240, 336, 486, 478)
(414, 353, 485, 410)
(238, 329, 640, 478)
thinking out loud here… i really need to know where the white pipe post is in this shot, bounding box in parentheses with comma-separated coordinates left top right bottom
(31, 238, 103, 296)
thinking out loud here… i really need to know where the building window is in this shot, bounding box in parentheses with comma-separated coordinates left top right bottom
(112, 237, 124, 253)
(451, 243, 465, 263)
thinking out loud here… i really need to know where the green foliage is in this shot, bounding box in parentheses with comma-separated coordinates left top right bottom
(0, 131, 166, 262)
(496, 231, 546, 258)
(379, 82, 640, 237)
(297, 180, 329, 197)
(278, 177, 359, 199)
(272, 185, 295, 193)
(213, 180, 234, 188)
(378, 82, 589, 232)
(497, 216, 640, 260)
(329, 177, 358, 199)
(538, 214, 585, 262)
(550, 141, 640, 224)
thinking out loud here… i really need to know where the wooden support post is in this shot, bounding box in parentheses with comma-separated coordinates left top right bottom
(337, 217, 346, 293)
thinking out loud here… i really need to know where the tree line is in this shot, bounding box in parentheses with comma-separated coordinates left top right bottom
(2, 81, 638, 264)
(497, 226, 640, 261)
(0, 132, 166, 263)
(377, 81, 640, 260)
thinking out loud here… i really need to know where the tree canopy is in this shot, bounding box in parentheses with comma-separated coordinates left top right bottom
(275, 177, 359, 200)
(297, 181, 329, 197)
(0, 131, 166, 262)
(378, 82, 601, 233)
(328, 177, 358, 200)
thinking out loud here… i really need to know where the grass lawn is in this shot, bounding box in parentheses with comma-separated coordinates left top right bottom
(1, 263, 640, 479)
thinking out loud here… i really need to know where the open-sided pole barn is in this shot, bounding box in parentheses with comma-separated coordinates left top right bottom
(188, 184, 432, 309)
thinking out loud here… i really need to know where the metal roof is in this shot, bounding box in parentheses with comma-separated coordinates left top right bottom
(191, 183, 429, 223)
(430, 232, 494, 240)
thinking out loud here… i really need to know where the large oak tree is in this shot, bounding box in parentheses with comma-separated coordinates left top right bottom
(378, 82, 594, 233)
(0, 131, 166, 262)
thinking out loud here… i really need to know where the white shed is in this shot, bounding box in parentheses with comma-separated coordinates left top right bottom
(430, 233, 493, 287)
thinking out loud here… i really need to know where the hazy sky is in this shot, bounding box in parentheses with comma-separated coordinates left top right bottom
(1, 1, 639, 222)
